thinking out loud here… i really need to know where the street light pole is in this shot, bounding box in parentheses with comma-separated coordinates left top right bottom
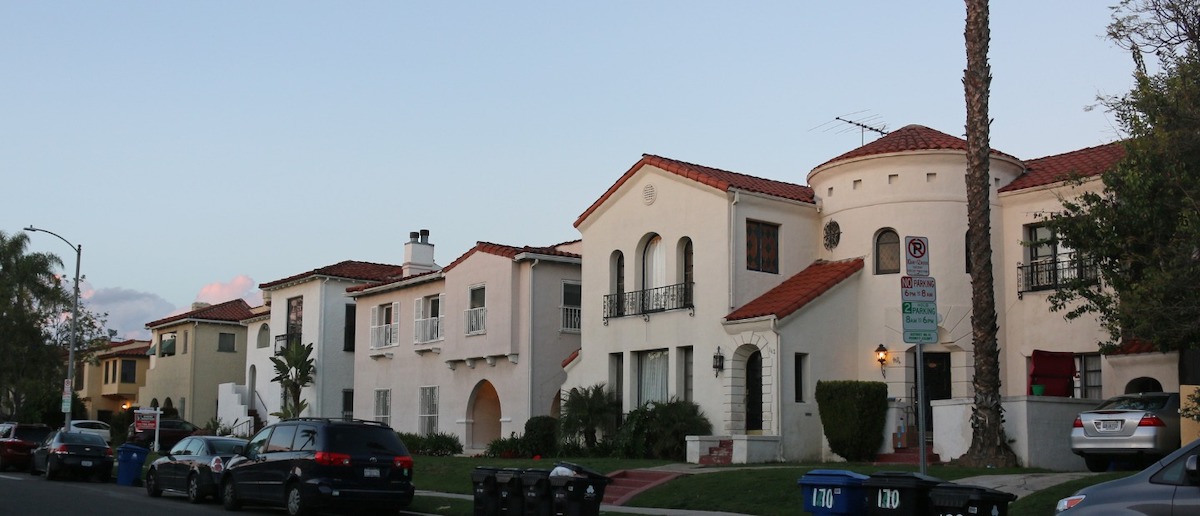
(24, 226, 81, 430)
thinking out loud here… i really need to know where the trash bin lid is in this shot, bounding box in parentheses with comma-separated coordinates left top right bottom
(929, 483, 1018, 505)
(494, 468, 524, 482)
(798, 469, 870, 487)
(864, 470, 943, 489)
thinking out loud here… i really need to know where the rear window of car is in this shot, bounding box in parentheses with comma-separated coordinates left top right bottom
(327, 426, 409, 456)
(1097, 395, 1171, 411)
(61, 432, 107, 446)
(210, 439, 245, 455)
(15, 426, 52, 442)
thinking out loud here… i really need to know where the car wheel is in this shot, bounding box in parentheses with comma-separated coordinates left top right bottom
(44, 461, 57, 481)
(1084, 455, 1110, 472)
(186, 473, 203, 504)
(146, 469, 163, 497)
(286, 483, 310, 516)
(222, 479, 241, 511)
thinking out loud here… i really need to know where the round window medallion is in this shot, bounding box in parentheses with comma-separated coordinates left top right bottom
(642, 184, 657, 205)
(823, 220, 841, 250)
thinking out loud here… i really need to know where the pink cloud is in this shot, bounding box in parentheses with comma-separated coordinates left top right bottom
(196, 275, 263, 307)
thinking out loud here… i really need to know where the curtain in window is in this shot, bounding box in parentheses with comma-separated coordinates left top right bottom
(875, 230, 900, 274)
(638, 350, 669, 405)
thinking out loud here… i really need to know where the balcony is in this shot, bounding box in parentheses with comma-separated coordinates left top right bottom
(371, 323, 398, 349)
(603, 282, 694, 322)
(1017, 254, 1098, 295)
(415, 316, 444, 344)
(465, 307, 487, 335)
(561, 306, 581, 332)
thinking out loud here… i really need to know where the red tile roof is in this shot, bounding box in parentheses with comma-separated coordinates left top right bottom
(998, 141, 1125, 192)
(146, 298, 255, 329)
(811, 124, 1019, 173)
(259, 260, 405, 290)
(1106, 337, 1162, 356)
(348, 241, 581, 294)
(725, 258, 864, 322)
(98, 339, 152, 359)
(575, 154, 814, 228)
(562, 348, 580, 368)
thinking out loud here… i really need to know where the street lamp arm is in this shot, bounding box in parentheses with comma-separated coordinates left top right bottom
(24, 226, 77, 250)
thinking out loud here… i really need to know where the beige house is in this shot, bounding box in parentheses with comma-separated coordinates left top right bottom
(139, 299, 253, 425)
(562, 127, 1174, 469)
(348, 234, 581, 450)
(76, 339, 150, 421)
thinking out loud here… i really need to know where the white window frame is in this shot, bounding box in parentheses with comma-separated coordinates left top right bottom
(414, 294, 445, 344)
(637, 349, 669, 405)
(418, 386, 439, 436)
(371, 302, 400, 349)
(374, 389, 392, 427)
(561, 281, 582, 333)
(465, 285, 487, 335)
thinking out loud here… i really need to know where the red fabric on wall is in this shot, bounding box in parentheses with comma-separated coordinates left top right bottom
(1029, 349, 1077, 396)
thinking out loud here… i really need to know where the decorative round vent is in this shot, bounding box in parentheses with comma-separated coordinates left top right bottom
(823, 220, 841, 250)
(642, 184, 657, 205)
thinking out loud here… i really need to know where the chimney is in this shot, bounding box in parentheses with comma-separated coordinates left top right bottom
(191, 302, 211, 311)
(403, 229, 438, 276)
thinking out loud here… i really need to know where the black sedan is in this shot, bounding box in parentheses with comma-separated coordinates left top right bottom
(1057, 437, 1200, 513)
(146, 435, 246, 504)
(29, 430, 114, 482)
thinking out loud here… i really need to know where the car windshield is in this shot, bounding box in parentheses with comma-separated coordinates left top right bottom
(328, 426, 409, 456)
(15, 426, 52, 442)
(1096, 395, 1170, 411)
(210, 440, 244, 454)
(60, 432, 107, 446)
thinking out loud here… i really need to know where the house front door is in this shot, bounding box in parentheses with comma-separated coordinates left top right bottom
(920, 352, 952, 436)
(746, 350, 763, 433)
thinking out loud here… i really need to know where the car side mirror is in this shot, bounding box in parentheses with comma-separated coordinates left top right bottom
(1186, 455, 1200, 484)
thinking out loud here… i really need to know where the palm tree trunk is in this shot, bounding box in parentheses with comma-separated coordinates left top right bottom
(959, 0, 1019, 467)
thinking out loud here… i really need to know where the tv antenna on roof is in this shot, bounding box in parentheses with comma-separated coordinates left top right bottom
(812, 111, 890, 145)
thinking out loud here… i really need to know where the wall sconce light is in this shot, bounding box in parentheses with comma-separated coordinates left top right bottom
(121, 401, 131, 410)
(875, 344, 889, 377)
(713, 347, 725, 376)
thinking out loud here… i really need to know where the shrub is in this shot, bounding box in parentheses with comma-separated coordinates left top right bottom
(486, 432, 524, 458)
(522, 416, 558, 457)
(815, 380, 888, 462)
(613, 398, 712, 460)
(398, 431, 463, 456)
(559, 384, 620, 451)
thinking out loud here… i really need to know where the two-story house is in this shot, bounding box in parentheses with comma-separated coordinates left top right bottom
(217, 258, 408, 430)
(348, 234, 581, 450)
(76, 339, 150, 421)
(562, 126, 1174, 469)
(139, 299, 253, 425)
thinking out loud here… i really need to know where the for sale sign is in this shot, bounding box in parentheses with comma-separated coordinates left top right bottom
(134, 410, 158, 431)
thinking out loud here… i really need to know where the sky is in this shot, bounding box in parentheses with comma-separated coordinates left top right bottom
(1, 2, 1136, 340)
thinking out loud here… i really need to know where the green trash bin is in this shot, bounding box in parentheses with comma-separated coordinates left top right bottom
(798, 469, 870, 515)
(863, 471, 943, 515)
(471, 466, 502, 515)
(929, 482, 1017, 516)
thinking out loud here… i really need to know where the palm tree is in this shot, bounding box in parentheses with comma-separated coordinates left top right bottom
(960, 0, 1018, 467)
(270, 342, 316, 419)
(559, 383, 620, 450)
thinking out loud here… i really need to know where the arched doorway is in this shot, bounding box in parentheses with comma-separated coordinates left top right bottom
(248, 365, 258, 413)
(468, 381, 502, 449)
(746, 350, 763, 433)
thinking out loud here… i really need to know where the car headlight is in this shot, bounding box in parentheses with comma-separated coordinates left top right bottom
(1056, 495, 1086, 512)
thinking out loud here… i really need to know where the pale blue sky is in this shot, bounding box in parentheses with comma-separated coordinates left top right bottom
(2, 2, 1134, 339)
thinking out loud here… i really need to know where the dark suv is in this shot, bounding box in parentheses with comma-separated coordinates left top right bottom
(220, 418, 414, 515)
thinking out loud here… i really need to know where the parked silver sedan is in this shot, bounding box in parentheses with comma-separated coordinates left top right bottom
(1070, 392, 1181, 472)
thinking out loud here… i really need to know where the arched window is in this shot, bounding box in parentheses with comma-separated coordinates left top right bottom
(611, 251, 625, 295)
(875, 229, 901, 274)
(257, 324, 270, 349)
(642, 235, 664, 290)
(679, 238, 694, 286)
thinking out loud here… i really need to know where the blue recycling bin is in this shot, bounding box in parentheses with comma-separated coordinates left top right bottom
(798, 469, 870, 515)
(116, 443, 150, 486)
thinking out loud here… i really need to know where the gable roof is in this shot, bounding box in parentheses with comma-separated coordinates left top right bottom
(146, 298, 255, 329)
(811, 124, 1019, 173)
(725, 258, 864, 322)
(259, 260, 405, 291)
(575, 154, 814, 228)
(348, 241, 581, 295)
(998, 141, 1126, 192)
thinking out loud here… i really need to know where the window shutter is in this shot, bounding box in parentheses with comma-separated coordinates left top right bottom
(438, 294, 445, 317)
(390, 301, 401, 343)
(414, 297, 424, 319)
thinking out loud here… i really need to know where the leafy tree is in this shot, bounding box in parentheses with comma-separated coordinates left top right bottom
(1046, 0, 1200, 353)
(0, 230, 69, 421)
(270, 342, 316, 419)
(558, 383, 619, 451)
(958, 0, 1019, 467)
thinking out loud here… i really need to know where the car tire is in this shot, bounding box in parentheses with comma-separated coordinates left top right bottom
(146, 469, 163, 497)
(222, 479, 241, 511)
(1084, 455, 1110, 472)
(44, 461, 57, 481)
(286, 483, 310, 516)
(186, 473, 203, 504)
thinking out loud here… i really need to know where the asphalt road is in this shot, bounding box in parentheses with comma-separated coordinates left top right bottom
(0, 470, 284, 516)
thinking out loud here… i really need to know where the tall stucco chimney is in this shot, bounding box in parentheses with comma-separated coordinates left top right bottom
(403, 229, 437, 276)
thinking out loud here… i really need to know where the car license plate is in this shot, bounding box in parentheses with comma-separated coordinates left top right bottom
(364, 468, 380, 478)
(81, 460, 93, 467)
(1099, 420, 1122, 432)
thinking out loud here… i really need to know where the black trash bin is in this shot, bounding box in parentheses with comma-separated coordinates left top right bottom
(929, 482, 1017, 516)
(550, 462, 610, 516)
(798, 469, 870, 515)
(522, 468, 554, 516)
(863, 471, 943, 515)
(495, 468, 525, 514)
(472, 466, 503, 515)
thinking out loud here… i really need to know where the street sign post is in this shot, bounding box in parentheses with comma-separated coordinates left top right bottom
(905, 236, 930, 276)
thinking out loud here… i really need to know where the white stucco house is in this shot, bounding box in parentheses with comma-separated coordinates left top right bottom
(216, 257, 407, 432)
(347, 234, 581, 450)
(561, 125, 1175, 469)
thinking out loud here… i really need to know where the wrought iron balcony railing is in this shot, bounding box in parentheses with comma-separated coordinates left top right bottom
(1017, 254, 1098, 294)
(603, 282, 694, 322)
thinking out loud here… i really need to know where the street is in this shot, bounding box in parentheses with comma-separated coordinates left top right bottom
(0, 471, 281, 516)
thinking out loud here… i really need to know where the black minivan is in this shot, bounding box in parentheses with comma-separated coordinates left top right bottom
(220, 418, 414, 515)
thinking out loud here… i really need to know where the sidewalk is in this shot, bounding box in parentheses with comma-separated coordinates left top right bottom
(413, 489, 753, 515)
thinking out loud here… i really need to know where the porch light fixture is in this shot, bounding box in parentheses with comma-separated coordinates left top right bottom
(712, 347, 725, 376)
(875, 344, 889, 377)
